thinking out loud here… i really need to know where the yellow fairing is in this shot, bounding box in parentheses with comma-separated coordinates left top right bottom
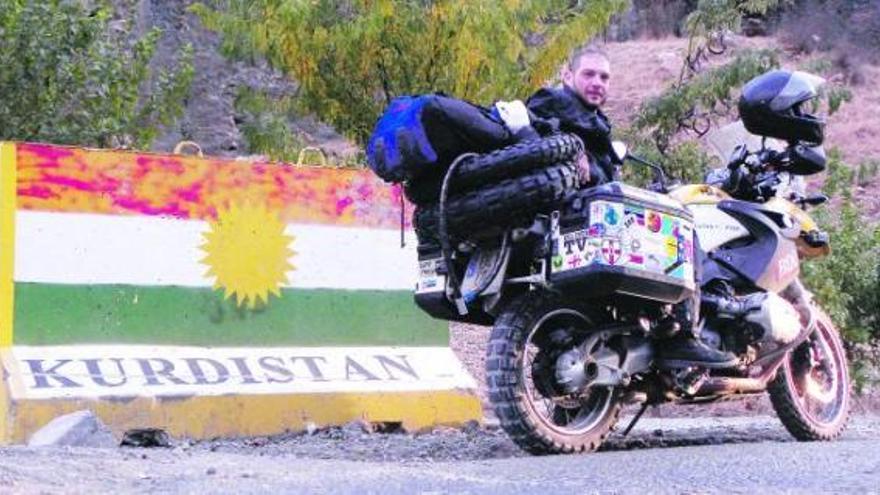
(668, 184, 730, 205)
(670, 184, 829, 259)
(765, 197, 829, 258)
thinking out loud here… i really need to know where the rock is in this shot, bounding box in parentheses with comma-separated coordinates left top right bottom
(463, 420, 481, 434)
(206, 467, 217, 476)
(305, 422, 319, 435)
(135, 0, 359, 163)
(342, 420, 372, 435)
(430, 426, 459, 435)
(482, 417, 501, 431)
(742, 18, 768, 37)
(120, 428, 172, 448)
(372, 422, 405, 434)
(27, 410, 117, 448)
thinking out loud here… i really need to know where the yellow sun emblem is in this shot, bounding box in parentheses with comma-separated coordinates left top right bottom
(200, 202, 296, 308)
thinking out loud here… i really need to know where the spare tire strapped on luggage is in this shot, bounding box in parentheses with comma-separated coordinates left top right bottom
(414, 163, 578, 247)
(403, 133, 584, 206)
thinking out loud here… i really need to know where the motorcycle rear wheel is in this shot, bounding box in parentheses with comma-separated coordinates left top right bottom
(767, 306, 851, 440)
(486, 292, 621, 455)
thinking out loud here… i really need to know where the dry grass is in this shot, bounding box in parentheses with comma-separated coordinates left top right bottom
(604, 36, 880, 161)
(601, 36, 770, 126)
(601, 36, 880, 215)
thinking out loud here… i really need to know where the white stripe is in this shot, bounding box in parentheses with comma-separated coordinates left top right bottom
(7, 345, 477, 400)
(15, 211, 419, 290)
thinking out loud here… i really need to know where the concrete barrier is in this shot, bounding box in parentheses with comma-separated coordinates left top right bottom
(0, 142, 480, 443)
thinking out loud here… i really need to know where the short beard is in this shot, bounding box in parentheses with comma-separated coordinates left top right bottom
(585, 94, 606, 108)
(564, 83, 605, 109)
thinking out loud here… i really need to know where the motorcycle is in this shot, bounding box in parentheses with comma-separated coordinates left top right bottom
(412, 135, 851, 455)
(407, 68, 853, 455)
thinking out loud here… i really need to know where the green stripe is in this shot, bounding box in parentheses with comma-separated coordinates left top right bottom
(14, 283, 447, 347)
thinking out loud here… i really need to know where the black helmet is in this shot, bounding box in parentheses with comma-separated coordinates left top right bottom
(738, 70, 826, 145)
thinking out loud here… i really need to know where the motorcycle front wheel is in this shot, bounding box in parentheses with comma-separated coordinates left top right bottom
(768, 306, 851, 440)
(486, 292, 621, 455)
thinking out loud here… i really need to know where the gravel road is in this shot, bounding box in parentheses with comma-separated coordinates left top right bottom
(2, 415, 879, 494)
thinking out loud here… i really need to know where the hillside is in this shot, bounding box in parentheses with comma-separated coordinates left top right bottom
(605, 37, 880, 160)
(601, 36, 880, 215)
(135, 2, 879, 213)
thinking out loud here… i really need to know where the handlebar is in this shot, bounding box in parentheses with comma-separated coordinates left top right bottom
(720, 146, 828, 209)
(720, 147, 804, 203)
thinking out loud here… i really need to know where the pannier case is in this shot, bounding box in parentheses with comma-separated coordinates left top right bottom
(550, 182, 696, 303)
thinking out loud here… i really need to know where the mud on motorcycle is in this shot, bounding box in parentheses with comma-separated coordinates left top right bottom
(411, 134, 850, 455)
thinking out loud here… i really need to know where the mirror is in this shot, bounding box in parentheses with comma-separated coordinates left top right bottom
(611, 141, 628, 163)
(727, 144, 748, 170)
(787, 144, 827, 175)
(804, 193, 829, 206)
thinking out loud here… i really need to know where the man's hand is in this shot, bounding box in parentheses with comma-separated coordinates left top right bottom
(575, 151, 591, 186)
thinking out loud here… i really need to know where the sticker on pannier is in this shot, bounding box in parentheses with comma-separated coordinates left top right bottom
(416, 258, 446, 294)
(551, 200, 695, 281)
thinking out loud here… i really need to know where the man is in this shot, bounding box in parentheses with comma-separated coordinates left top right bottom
(527, 45, 616, 186)
(528, 44, 737, 369)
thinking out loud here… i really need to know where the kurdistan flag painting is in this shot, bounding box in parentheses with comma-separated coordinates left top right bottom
(6, 142, 446, 348)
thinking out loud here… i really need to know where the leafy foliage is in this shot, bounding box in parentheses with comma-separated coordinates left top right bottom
(629, 1, 785, 155)
(0, 0, 193, 148)
(617, 130, 716, 187)
(193, 0, 628, 145)
(634, 49, 779, 152)
(234, 89, 305, 163)
(801, 150, 880, 346)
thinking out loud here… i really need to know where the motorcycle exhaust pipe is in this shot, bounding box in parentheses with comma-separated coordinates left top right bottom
(696, 350, 789, 396)
(696, 376, 769, 395)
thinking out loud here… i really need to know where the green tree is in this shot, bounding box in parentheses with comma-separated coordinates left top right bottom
(802, 150, 880, 348)
(193, 0, 628, 145)
(0, 0, 194, 148)
(625, 1, 880, 377)
(632, 1, 786, 150)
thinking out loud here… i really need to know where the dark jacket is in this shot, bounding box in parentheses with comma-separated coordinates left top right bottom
(526, 86, 617, 184)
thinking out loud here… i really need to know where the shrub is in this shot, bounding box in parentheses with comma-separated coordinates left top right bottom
(0, 0, 193, 148)
(234, 89, 305, 163)
(799, 149, 880, 385)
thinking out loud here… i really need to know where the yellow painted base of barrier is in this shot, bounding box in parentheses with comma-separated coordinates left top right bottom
(0, 390, 482, 444)
(0, 345, 483, 444)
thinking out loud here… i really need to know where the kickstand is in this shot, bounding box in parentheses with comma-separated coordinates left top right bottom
(622, 403, 649, 437)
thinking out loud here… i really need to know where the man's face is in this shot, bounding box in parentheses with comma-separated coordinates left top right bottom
(563, 53, 610, 108)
